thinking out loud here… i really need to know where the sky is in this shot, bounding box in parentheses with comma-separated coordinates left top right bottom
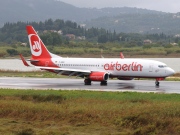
(60, 0, 180, 13)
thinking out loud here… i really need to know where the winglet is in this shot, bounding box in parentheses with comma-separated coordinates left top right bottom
(19, 54, 30, 67)
(120, 52, 124, 59)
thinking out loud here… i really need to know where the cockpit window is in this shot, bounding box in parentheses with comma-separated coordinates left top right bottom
(158, 65, 167, 68)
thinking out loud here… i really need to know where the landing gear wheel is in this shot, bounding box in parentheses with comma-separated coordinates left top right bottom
(100, 81, 107, 86)
(155, 81, 160, 86)
(84, 79, 91, 85)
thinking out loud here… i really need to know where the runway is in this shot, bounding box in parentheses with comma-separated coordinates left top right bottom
(0, 77, 179, 94)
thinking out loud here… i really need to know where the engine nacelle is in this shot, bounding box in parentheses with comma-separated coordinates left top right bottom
(89, 72, 109, 81)
(117, 77, 134, 80)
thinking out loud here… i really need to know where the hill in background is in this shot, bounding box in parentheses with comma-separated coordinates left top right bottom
(85, 13, 180, 34)
(1, 0, 180, 34)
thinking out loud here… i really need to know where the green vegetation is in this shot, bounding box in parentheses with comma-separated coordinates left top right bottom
(0, 70, 63, 78)
(86, 13, 180, 35)
(0, 20, 107, 44)
(1, 19, 180, 45)
(2, 0, 180, 35)
(1, 20, 180, 58)
(0, 89, 180, 135)
(1, 42, 180, 58)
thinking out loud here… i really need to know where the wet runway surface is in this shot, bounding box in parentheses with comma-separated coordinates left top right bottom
(0, 77, 179, 94)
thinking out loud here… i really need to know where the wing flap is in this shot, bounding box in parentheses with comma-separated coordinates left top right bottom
(35, 66, 91, 75)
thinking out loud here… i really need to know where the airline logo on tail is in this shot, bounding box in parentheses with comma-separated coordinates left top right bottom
(29, 34, 42, 57)
(27, 25, 53, 59)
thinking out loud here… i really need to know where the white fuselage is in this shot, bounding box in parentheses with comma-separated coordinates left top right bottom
(51, 58, 175, 78)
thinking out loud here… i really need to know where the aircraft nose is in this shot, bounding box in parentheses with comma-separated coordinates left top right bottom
(167, 68, 175, 76)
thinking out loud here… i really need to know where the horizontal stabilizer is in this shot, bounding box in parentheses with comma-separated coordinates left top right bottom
(27, 59, 39, 62)
(19, 54, 30, 67)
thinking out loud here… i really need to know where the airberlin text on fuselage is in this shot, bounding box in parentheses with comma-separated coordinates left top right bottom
(104, 61, 143, 71)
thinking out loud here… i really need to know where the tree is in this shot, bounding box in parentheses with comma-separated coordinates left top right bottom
(98, 34, 108, 43)
(51, 32, 62, 45)
(40, 32, 62, 46)
(6, 49, 19, 56)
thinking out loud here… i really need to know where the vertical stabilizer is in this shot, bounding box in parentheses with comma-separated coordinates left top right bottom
(26, 25, 53, 59)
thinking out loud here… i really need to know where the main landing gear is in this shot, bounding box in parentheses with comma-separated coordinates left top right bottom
(84, 78, 91, 85)
(100, 81, 107, 86)
(84, 79, 107, 86)
(155, 80, 160, 86)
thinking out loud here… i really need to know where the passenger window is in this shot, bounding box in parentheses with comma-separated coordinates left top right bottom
(158, 65, 167, 68)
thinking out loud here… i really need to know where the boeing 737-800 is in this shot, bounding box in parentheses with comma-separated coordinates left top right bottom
(20, 25, 175, 86)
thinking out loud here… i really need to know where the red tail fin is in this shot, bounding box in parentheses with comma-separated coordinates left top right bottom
(26, 25, 52, 60)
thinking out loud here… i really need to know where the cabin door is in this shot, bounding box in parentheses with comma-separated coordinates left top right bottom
(149, 64, 153, 72)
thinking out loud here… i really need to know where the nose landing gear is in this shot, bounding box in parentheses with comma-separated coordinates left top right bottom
(155, 78, 165, 86)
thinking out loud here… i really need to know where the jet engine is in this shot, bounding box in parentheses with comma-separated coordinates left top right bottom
(89, 72, 109, 81)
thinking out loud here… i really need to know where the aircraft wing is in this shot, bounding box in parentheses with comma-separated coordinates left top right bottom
(35, 66, 92, 77)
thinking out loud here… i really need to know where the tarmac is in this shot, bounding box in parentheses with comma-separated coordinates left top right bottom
(0, 77, 179, 94)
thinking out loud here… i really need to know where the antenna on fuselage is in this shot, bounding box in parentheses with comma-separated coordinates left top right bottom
(120, 52, 124, 59)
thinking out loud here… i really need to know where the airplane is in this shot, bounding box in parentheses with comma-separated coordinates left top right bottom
(20, 25, 175, 86)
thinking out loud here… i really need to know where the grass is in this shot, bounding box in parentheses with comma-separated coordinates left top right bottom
(2, 45, 180, 58)
(0, 70, 64, 78)
(0, 89, 180, 135)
